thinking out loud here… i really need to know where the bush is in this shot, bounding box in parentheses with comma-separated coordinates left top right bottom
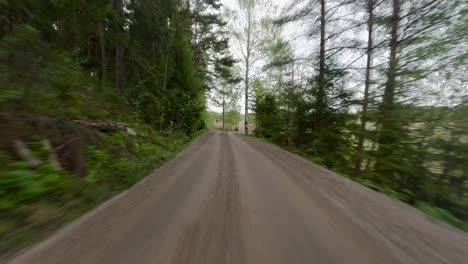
(0, 160, 72, 210)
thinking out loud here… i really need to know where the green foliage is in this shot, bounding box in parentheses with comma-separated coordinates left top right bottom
(203, 111, 219, 130)
(0, 0, 225, 257)
(1, 0, 214, 133)
(0, 158, 72, 210)
(255, 92, 281, 140)
(0, 24, 118, 119)
(192, 0, 232, 86)
(85, 129, 197, 194)
(0, 126, 203, 256)
(255, 55, 354, 171)
(86, 131, 169, 189)
(225, 110, 241, 129)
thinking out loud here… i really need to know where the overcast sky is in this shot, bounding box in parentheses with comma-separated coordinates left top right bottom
(209, 0, 467, 113)
(209, 0, 293, 112)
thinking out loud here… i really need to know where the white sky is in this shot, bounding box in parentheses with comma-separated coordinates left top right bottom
(208, 0, 467, 113)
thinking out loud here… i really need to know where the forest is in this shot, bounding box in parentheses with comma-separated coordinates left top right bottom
(0, 0, 237, 257)
(0, 0, 467, 259)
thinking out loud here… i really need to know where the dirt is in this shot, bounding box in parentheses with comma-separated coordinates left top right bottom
(7, 132, 468, 264)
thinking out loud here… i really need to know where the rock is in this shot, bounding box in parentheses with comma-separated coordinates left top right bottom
(126, 127, 137, 136)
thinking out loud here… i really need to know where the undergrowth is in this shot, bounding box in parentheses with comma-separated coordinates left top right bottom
(0, 125, 204, 260)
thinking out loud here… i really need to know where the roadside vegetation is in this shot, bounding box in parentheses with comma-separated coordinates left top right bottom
(227, 0, 468, 231)
(0, 127, 203, 258)
(0, 0, 234, 259)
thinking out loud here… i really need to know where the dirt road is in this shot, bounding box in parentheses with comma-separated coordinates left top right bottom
(9, 132, 468, 264)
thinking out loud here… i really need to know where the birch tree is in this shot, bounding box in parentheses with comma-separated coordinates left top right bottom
(228, 0, 270, 134)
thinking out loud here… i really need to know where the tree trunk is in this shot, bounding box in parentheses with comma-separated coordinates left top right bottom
(244, 5, 253, 136)
(354, 0, 374, 177)
(222, 92, 226, 131)
(115, 46, 125, 94)
(97, 21, 107, 85)
(244, 47, 250, 135)
(244, 68, 249, 135)
(315, 0, 326, 135)
(159, 109, 164, 133)
(114, 0, 125, 96)
(375, 0, 400, 183)
(384, 0, 400, 108)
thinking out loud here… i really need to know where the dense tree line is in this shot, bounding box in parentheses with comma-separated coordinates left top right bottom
(0, 0, 238, 255)
(246, 0, 467, 228)
(0, 0, 232, 135)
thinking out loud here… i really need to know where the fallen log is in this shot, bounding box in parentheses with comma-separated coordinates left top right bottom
(72, 120, 125, 133)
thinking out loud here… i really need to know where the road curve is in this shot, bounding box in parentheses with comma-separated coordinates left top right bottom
(8, 132, 468, 264)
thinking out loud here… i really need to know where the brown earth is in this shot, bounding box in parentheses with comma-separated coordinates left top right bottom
(8, 132, 468, 264)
